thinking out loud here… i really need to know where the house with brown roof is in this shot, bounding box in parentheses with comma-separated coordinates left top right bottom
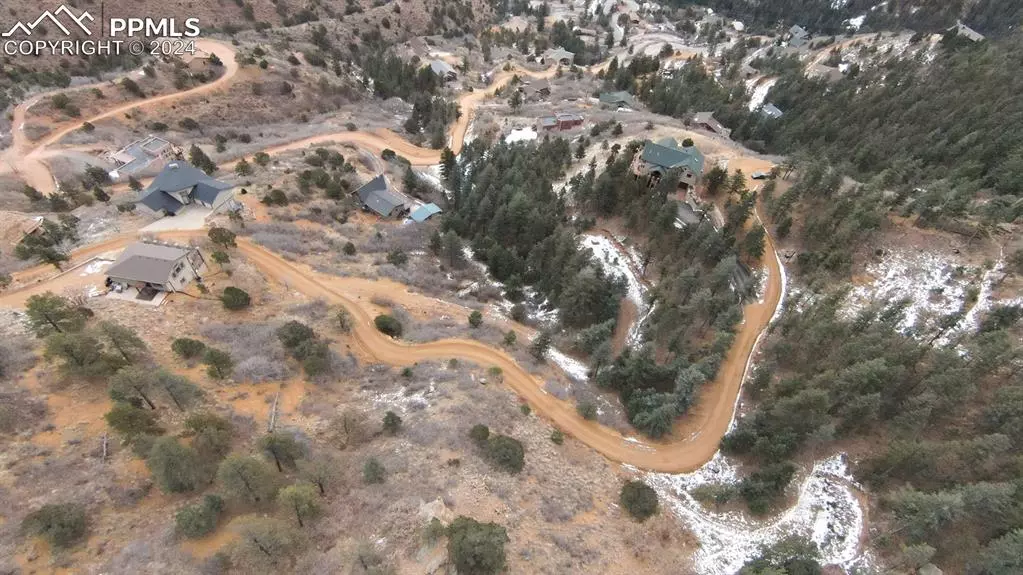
(692, 112, 731, 138)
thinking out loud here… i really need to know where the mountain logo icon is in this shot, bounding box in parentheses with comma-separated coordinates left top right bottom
(2, 5, 94, 37)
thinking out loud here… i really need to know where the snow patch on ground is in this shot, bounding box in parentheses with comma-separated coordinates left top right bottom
(505, 127, 538, 144)
(845, 249, 974, 332)
(747, 77, 777, 111)
(581, 234, 646, 309)
(647, 453, 870, 575)
(369, 380, 437, 413)
(80, 258, 113, 276)
(846, 14, 866, 30)
(548, 348, 590, 382)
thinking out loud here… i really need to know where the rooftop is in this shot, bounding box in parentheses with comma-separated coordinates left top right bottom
(640, 137, 705, 174)
(139, 161, 233, 214)
(545, 48, 575, 63)
(430, 59, 456, 77)
(599, 91, 636, 106)
(108, 135, 174, 176)
(106, 242, 194, 284)
(410, 203, 443, 223)
(356, 175, 408, 217)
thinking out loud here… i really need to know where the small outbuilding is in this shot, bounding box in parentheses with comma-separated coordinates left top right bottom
(948, 21, 985, 42)
(105, 242, 205, 294)
(692, 112, 731, 138)
(355, 175, 409, 218)
(410, 203, 443, 222)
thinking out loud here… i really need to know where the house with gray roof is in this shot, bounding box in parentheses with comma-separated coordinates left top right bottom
(138, 161, 234, 216)
(106, 242, 205, 294)
(788, 25, 810, 48)
(355, 175, 409, 218)
(543, 48, 575, 65)
(949, 21, 985, 42)
(106, 135, 178, 179)
(429, 59, 458, 81)
(632, 137, 706, 190)
(761, 103, 784, 119)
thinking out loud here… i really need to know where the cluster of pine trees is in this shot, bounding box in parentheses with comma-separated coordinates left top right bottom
(442, 139, 626, 332)
(735, 33, 1023, 218)
(723, 289, 1023, 571)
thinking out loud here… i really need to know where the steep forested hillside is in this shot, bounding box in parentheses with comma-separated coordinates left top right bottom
(670, 0, 1023, 36)
(729, 33, 1023, 224)
(722, 286, 1023, 572)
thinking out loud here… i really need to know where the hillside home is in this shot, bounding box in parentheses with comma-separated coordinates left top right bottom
(138, 161, 234, 216)
(355, 175, 409, 218)
(632, 137, 705, 191)
(105, 242, 206, 294)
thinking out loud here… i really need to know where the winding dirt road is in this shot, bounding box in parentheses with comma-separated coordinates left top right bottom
(0, 39, 239, 194)
(0, 39, 785, 473)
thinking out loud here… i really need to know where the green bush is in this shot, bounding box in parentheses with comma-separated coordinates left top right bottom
(447, 516, 508, 575)
(363, 458, 386, 484)
(276, 320, 315, 350)
(620, 480, 659, 521)
(577, 400, 598, 420)
(343, 241, 357, 256)
(374, 314, 402, 337)
(172, 338, 207, 359)
(550, 429, 564, 445)
(383, 411, 402, 435)
(468, 310, 483, 328)
(221, 287, 251, 310)
(21, 503, 87, 549)
(469, 424, 490, 445)
(485, 435, 524, 474)
(175, 495, 225, 538)
(148, 437, 203, 493)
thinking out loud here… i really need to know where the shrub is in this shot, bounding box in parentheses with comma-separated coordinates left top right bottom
(401, 366, 413, 378)
(342, 241, 357, 255)
(175, 494, 225, 538)
(386, 249, 408, 266)
(374, 314, 402, 337)
(519, 404, 531, 416)
(148, 437, 204, 493)
(620, 480, 659, 521)
(469, 424, 490, 445)
(447, 516, 508, 575)
(336, 308, 353, 333)
(383, 411, 402, 435)
(276, 321, 315, 350)
(486, 435, 525, 473)
(211, 251, 230, 264)
(503, 331, 516, 346)
(21, 503, 87, 549)
(577, 400, 598, 420)
(203, 347, 234, 379)
(208, 227, 237, 248)
(468, 310, 483, 328)
(221, 287, 251, 310)
(363, 458, 386, 484)
(550, 429, 564, 444)
(172, 338, 206, 359)
(105, 402, 162, 440)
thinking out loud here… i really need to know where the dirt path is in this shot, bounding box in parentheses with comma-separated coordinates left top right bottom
(0, 39, 239, 194)
(0, 46, 786, 473)
(2, 224, 782, 472)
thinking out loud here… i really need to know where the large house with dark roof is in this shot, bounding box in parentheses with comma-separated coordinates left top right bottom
(632, 137, 705, 191)
(355, 175, 409, 218)
(137, 161, 234, 216)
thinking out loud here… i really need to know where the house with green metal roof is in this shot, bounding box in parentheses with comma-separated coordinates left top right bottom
(632, 137, 705, 190)
(598, 91, 636, 109)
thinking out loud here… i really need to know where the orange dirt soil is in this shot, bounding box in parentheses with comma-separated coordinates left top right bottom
(0, 42, 784, 473)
